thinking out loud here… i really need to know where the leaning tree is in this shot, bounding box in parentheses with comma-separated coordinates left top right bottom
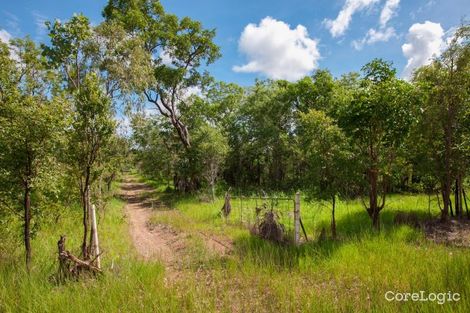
(102, 0, 221, 149)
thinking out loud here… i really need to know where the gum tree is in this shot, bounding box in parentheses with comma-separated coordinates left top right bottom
(413, 24, 470, 220)
(43, 15, 115, 258)
(103, 0, 221, 148)
(0, 39, 66, 270)
(298, 109, 355, 239)
(338, 59, 417, 230)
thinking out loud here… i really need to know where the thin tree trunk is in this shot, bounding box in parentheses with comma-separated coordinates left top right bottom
(441, 183, 450, 221)
(369, 167, 380, 231)
(455, 178, 460, 217)
(211, 182, 216, 202)
(331, 195, 337, 240)
(428, 194, 432, 218)
(449, 197, 454, 217)
(458, 176, 464, 218)
(462, 187, 469, 219)
(81, 185, 88, 258)
(81, 167, 91, 259)
(372, 210, 380, 231)
(23, 181, 32, 272)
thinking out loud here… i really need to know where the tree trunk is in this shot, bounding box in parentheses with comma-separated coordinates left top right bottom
(81, 167, 91, 259)
(441, 182, 450, 221)
(428, 194, 432, 218)
(368, 167, 380, 231)
(211, 182, 216, 202)
(372, 210, 380, 231)
(462, 187, 469, 219)
(331, 195, 337, 240)
(449, 197, 454, 218)
(441, 121, 452, 220)
(106, 172, 115, 191)
(81, 185, 88, 258)
(457, 176, 463, 218)
(23, 181, 32, 272)
(455, 178, 461, 217)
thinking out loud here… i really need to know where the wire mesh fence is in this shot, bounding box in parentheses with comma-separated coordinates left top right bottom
(222, 191, 305, 244)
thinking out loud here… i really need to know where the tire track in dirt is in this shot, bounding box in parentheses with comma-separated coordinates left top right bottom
(120, 176, 232, 279)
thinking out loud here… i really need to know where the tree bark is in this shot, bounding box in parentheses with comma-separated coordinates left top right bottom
(455, 178, 461, 217)
(81, 166, 91, 259)
(441, 182, 450, 221)
(368, 167, 380, 231)
(449, 197, 454, 218)
(23, 181, 32, 272)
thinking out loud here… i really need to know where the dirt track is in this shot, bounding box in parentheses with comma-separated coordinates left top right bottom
(120, 177, 231, 277)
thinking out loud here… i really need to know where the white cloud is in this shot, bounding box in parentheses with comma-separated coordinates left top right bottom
(0, 29, 20, 61)
(184, 86, 202, 98)
(352, 27, 396, 50)
(323, 0, 379, 38)
(233, 17, 320, 81)
(351, 0, 399, 49)
(0, 29, 12, 44)
(402, 21, 445, 78)
(160, 50, 174, 65)
(379, 0, 400, 28)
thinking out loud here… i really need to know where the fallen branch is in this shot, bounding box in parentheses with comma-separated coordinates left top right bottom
(60, 250, 102, 273)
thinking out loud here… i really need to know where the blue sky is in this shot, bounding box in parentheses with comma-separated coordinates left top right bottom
(1, 0, 469, 85)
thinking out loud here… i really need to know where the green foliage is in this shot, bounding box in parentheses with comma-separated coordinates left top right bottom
(298, 109, 356, 200)
(411, 24, 470, 218)
(103, 0, 220, 148)
(0, 38, 70, 269)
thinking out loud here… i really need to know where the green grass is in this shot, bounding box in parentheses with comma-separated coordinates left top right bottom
(143, 175, 470, 312)
(0, 194, 182, 313)
(1, 177, 469, 312)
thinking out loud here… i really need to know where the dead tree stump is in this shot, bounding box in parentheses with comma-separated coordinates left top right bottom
(56, 235, 102, 282)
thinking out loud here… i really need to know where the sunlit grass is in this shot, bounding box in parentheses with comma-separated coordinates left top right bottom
(142, 175, 470, 312)
(1, 176, 469, 312)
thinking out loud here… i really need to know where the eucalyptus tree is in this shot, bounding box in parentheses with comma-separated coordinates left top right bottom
(103, 0, 221, 148)
(0, 39, 66, 270)
(413, 24, 470, 220)
(43, 15, 115, 258)
(198, 124, 228, 201)
(204, 82, 245, 187)
(298, 109, 355, 239)
(337, 59, 417, 230)
(130, 112, 176, 184)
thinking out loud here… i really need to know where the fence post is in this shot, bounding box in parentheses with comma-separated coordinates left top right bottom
(222, 191, 231, 218)
(90, 204, 101, 269)
(294, 192, 300, 246)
